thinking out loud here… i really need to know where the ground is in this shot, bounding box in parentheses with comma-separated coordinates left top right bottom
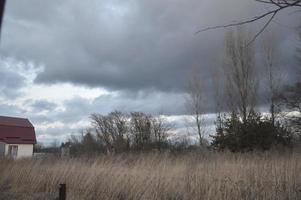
(0, 151, 301, 200)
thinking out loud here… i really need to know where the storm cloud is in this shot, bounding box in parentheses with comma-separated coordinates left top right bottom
(0, 0, 299, 144)
(3, 0, 298, 91)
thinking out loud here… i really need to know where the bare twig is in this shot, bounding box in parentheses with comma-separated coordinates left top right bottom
(246, 11, 277, 46)
(196, 0, 301, 44)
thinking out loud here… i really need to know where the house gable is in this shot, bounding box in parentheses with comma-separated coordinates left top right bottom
(0, 116, 36, 144)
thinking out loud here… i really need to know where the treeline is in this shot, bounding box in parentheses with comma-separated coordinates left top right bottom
(186, 27, 301, 152)
(61, 111, 187, 156)
(49, 27, 301, 156)
(212, 28, 301, 151)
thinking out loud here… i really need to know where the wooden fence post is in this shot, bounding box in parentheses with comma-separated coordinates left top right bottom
(59, 183, 66, 200)
(0, 0, 6, 34)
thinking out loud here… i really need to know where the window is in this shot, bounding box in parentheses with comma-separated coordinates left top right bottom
(8, 145, 18, 159)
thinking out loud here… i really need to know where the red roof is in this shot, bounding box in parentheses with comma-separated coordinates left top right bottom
(0, 116, 36, 144)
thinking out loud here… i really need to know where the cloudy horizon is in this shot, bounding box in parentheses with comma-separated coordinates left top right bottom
(0, 0, 299, 144)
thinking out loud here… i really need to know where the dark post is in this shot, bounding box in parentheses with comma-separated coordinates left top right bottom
(0, 0, 6, 35)
(59, 183, 66, 200)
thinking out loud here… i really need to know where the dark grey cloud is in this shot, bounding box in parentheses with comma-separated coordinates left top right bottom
(0, 0, 300, 144)
(51, 90, 187, 124)
(2, 92, 187, 144)
(0, 69, 24, 98)
(0, 103, 26, 116)
(0, 0, 267, 91)
(29, 100, 57, 112)
(29, 115, 54, 124)
(0, 59, 26, 98)
(1, 0, 299, 94)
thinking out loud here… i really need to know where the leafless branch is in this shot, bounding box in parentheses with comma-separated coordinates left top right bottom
(196, 0, 301, 44)
(246, 11, 277, 46)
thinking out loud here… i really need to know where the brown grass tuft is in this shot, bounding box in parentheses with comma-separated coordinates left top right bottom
(0, 151, 301, 199)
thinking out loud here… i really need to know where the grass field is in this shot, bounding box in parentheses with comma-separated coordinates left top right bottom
(0, 150, 301, 200)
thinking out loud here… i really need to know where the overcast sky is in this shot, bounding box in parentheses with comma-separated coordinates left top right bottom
(0, 0, 299, 144)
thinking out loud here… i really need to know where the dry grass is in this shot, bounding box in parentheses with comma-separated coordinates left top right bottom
(0, 151, 301, 200)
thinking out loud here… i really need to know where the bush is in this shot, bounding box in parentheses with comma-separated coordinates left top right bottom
(211, 114, 292, 152)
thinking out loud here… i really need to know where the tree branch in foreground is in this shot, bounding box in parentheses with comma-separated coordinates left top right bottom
(196, 0, 301, 44)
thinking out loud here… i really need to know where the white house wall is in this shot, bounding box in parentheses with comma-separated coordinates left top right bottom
(4, 144, 33, 159)
(4, 144, 9, 156)
(0, 142, 5, 156)
(15, 144, 33, 159)
(4, 144, 8, 156)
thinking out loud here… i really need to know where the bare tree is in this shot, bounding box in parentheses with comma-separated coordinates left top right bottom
(211, 59, 225, 130)
(90, 111, 129, 153)
(81, 129, 102, 154)
(151, 115, 173, 150)
(196, 0, 301, 44)
(261, 30, 284, 125)
(283, 26, 301, 135)
(90, 111, 173, 152)
(224, 28, 259, 122)
(296, 25, 301, 75)
(130, 112, 153, 150)
(186, 65, 206, 146)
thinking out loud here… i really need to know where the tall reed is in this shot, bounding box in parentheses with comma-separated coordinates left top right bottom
(0, 151, 300, 199)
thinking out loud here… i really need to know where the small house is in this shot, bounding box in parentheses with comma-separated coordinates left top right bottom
(0, 116, 36, 159)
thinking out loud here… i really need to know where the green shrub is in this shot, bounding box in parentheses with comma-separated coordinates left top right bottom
(211, 114, 292, 152)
